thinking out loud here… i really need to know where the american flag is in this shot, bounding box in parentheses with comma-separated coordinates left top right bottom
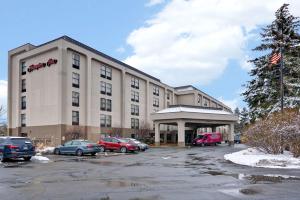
(270, 52, 281, 65)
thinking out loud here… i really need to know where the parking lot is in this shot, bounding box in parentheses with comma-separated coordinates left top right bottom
(1, 144, 300, 200)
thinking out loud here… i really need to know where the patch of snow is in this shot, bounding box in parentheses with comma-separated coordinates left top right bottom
(156, 106, 231, 115)
(31, 156, 50, 163)
(36, 147, 55, 154)
(224, 148, 300, 169)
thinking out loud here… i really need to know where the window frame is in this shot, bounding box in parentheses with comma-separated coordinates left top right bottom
(21, 114, 26, 127)
(131, 104, 139, 116)
(21, 79, 26, 92)
(72, 72, 80, 88)
(100, 65, 112, 80)
(72, 91, 80, 107)
(153, 85, 159, 96)
(72, 53, 80, 69)
(131, 118, 139, 129)
(21, 96, 26, 110)
(131, 77, 139, 89)
(72, 111, 79, 125)
(153, 97, 159, 107)
(21, 62, 26, 75)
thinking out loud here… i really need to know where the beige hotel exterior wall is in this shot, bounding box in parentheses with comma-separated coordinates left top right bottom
(8, 37, 231, 145)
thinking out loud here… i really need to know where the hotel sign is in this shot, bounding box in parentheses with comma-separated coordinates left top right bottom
(28, 58, 57, 73)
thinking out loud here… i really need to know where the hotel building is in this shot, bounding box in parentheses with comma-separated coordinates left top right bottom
(7, 36, 237, 146)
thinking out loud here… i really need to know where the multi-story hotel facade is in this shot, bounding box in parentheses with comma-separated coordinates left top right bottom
(7, 36, 237, 146)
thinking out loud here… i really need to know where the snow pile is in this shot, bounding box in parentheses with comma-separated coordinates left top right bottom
(36, 147, 55, 154)
(31, 156, 50, 163)
(224, 148, 300, 169)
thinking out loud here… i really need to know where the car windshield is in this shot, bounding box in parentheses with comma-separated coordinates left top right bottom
(197, 135, 204, 139)
(118, 139, 127, 143)
(81, 141, 94, 144)
(11, 138, 32, 145)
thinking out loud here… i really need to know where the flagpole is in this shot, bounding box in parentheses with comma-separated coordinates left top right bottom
(280, 46, 284, 113)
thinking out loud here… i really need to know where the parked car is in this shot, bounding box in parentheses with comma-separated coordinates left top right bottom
(98, 137, 138, 153)
(54, 140, 100, 156)
(234, 133, 241, 144)
(123, 138, 149, 151)
(192, 132, 222, 146)
(0, 137, 36, 162)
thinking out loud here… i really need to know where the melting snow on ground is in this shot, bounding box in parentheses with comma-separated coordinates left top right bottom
(31, 155, 50, 163)
(224, 148, 300, 169)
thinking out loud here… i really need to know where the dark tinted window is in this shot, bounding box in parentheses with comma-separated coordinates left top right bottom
(103, 138, 111, 142)
(11, 138, 32, 145)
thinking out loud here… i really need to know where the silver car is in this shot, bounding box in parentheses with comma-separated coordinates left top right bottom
(123, 138, 149, 151)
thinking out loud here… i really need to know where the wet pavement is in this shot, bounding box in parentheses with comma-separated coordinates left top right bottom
(1, 144, 300, 200)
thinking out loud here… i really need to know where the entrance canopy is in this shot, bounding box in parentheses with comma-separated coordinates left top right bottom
(150, 105, 238, 147)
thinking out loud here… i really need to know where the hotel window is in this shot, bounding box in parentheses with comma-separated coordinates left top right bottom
(21, 79, 26, 92)
(72, 111, 79, 125)
(100, 114, 111, 127)
(100, 65, 112, 80)
(72, 53, 80, 69)
(131, 77, 139, 89)
(72, 72, 80, 88)
(72, 91, 79, 107)
(153, 98, 159, 107)
(21, 114, 26, 127)
(131, 118, 139, 129)
(21, 96, 26, 110)
(131, 91, 139, 102)
(131, 104, 139, 116)
(21, 62, 26, 75)
(203, 98, 209, 107)
(100, 81, 112, 96)
(167, 92, 170, 100)
(100, 98, 112, 112)
(153, 85, 159, 96)
(198, 95, 202, 104)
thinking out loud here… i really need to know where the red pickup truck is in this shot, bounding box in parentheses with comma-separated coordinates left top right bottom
(192, 132, 222, 146)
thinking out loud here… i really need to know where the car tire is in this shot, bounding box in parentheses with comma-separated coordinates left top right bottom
(120, 147, 127, 153)
(99, 146, 105, 152)
(200, 143, 204, 147)
(76, 149, 83, 156)
(54, 148, 60, 155)
(24, 157, 32, 161)
(1, 157, 8, 162)
(91, 152, 96, 156)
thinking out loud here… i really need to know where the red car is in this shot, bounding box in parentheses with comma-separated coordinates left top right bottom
(98, 137, 138, 153)
(192, 132, 222, 146)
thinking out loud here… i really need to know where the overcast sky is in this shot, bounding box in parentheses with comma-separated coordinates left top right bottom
(0, 0, 300, 120)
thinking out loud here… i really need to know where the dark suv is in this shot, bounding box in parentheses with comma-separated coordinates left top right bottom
(0, 137, 36, 162)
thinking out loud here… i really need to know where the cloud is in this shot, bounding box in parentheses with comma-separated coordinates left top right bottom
(125, 0, 300, 86)
(146, 0, 165, 7)
(116, 46, 126, 53)
(218, 96, 240, 111)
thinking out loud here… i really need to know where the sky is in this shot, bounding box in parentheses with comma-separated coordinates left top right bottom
(0, 0, 300, 121)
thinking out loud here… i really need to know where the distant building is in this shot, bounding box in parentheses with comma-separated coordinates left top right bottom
(7, 36, 237, 146)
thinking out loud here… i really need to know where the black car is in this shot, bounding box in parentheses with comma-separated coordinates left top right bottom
(0, 137, 36, 162)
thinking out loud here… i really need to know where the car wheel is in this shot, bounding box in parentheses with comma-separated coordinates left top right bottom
(137, 147, 141, 151)
(76, 149, 83, 156)
(54, 148, 60, 155)
(120, 147, 127, 153)
(99, 146, 105, 152)
(1, 157, 8, 162)
(24, 157, 32, 161)
(200, 143, 204, 147)
(91, 152, 96, 156)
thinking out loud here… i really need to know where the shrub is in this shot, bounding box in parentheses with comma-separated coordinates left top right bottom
(243, 109, 300, 157)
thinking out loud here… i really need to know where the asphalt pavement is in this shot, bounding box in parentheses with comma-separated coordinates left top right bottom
(0, 144, 300, 200)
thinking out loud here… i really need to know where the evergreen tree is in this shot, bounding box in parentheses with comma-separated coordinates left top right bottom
(243, 4, 300, 120)
(240, 107, 249, 129)
(234, 107, 241, 133)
